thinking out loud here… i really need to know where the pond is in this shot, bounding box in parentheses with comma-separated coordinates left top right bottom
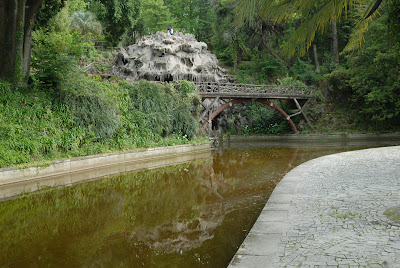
(1, 138, 399, 267)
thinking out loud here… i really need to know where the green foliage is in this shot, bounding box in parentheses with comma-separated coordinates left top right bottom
(210, 0, 251, 70)
(118, 80, 198, 141)
(223, 102, 292, 135)
(210, 1, 319, 85)
(387, 0, 400, 58)
(275, 76, 307, 87)
(31, 29, 75, 90)
(235, 0, 386, 56)
(233, 52, 286, 84)
(325, 14, 400, 130)
(89, 0, 142, 46)
(70, 11, 102, 37)
(245, 103, 292, 135)
(34, 0, 66, 30)
(173, 80, 197, 95)
(0, 80, 84, 166)
(257, 54, 286, 80)
(68, 0, 88, 14)
(0, 78, 200, 168)
(289, 59, 319, 85)
(140, 0, 175, 34)
(164, 0, 215, 42)
(60, 76, 121, 140)
(31, 4, 95, 91)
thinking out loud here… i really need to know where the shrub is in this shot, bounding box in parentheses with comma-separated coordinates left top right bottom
(31, 4, 95, 92)
(117, 80, 199, 140)
(60, 76, 121, 140)
(0, 80, 85, 166)
(0, 78, 200, 168)
(289, 58, 318, 85)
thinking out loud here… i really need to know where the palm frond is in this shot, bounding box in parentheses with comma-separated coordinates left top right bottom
(343, 2, 379, 52)
(235, 0, 386, 56)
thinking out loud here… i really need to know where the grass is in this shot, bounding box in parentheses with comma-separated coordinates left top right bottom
(384, 206, 400, 223)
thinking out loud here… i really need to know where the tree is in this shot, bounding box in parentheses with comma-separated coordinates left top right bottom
(235, 0, 385, 56)
(211, 0, 250, 71)
(312, 43, 320, 73)
(68, 0, 87, 14)
(88, 0, 142, 46)
(35, 0, 65, 29)
(250, 20, 291, 69)
(70, 11, 102, 36)
(31, 3, 92, 90)
(0, 0, 67, 83)
(331, 19, 339, 65)
(0, 0, 41, 82)
(164, 0, 214, 42)
(326, 13, 400, 129)
(140, 0, 175, 34)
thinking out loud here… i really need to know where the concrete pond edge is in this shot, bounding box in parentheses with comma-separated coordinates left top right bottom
(228, 153, 316, 268)
(0, 143, 211, 199)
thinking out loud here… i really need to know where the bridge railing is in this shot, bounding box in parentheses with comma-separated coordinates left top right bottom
(194, 82, 315, 96)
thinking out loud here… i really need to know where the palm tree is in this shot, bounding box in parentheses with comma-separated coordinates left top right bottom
(234, 0, 384, 56)
(70, 11, 102, 36)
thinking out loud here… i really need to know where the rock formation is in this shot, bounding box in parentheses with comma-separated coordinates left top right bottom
(111, 32, 229, 82)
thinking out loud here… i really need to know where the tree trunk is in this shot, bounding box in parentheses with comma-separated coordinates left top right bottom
(0, 0, 19, 80)
(0, 0, 43, 82)
(22, 0, 43, 81)
(262, 39, 291, 70)
(313, 43, 320, 73)
(233, 50, 238, 72)
(232, 39, 239, 72)
(331, 20, 339, 65)
(16, 0, 26, 81)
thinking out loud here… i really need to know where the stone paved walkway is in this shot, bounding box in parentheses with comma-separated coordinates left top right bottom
(229, 146, 400, 268)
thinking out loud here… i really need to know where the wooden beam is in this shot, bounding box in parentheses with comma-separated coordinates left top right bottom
(199, 96, 220, 123)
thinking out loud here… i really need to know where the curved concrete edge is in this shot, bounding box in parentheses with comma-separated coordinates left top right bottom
(0, 143, 211, 186)
(228, 146, 400, 268)
(228, 155, 314, 268)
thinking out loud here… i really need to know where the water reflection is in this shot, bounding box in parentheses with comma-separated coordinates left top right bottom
(0, 144, 397, 267)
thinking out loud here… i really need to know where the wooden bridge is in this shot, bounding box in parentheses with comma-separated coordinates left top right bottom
(195, 82, 315, 135)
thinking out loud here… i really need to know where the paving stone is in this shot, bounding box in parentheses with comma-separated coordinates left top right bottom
(228, 255, 276, 268)
(263, 202, 290, 211)
(267, 193, 295, 204)
(236, 233, 282, 256)
(257, 210, 288, 222)
(229, 146, 400, 268)
(250, 221, 289, 234)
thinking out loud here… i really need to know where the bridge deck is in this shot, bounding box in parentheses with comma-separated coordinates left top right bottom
(195, 82, 315, 100)
(198, 92, 313, 99)
(195, 82, 315, 134)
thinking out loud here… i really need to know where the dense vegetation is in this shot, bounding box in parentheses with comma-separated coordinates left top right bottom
(0, 0, 399, 168)
(0, 78, 201, 168)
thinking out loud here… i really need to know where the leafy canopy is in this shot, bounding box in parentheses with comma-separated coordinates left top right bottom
(235, 0, 385, 55)
(140, 0, 175, 34)
(88, 0, 142, 46)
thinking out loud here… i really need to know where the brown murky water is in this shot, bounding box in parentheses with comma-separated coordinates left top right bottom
(1, 141, 399, 267)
